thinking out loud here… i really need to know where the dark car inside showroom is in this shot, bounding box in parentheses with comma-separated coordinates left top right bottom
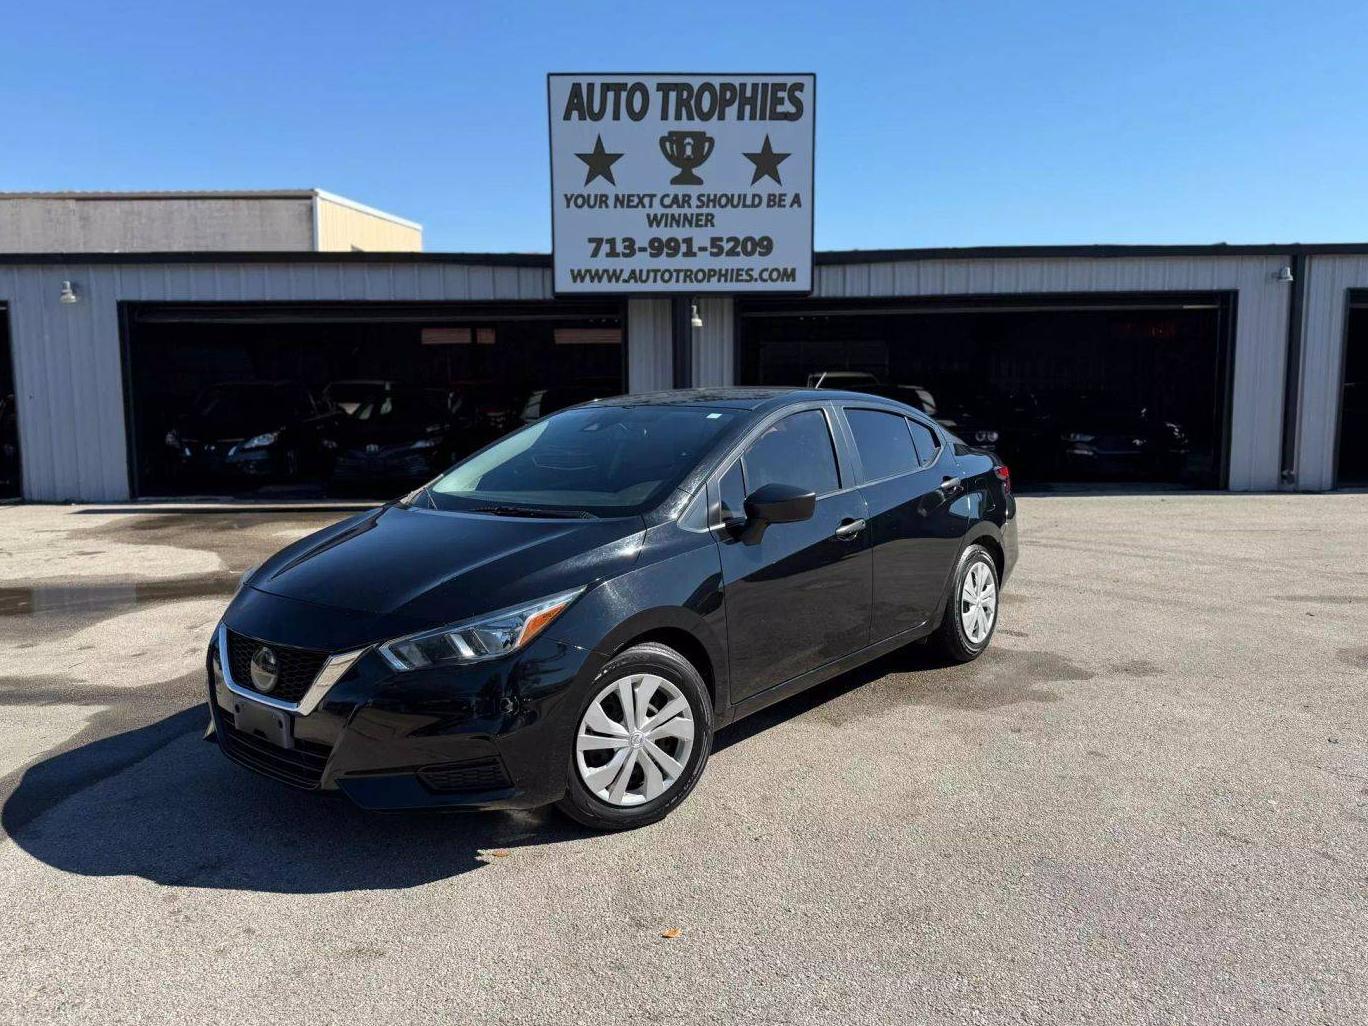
(737, 293, 1233, 490)
(123, 301, 624, 498)
(112, 291, 1242, 499)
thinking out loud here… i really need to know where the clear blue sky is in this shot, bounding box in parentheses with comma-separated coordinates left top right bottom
(3, 1, 1364, 252)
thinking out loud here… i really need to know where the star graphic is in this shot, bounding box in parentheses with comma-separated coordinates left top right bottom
(575, 134, 623, 186)
(742, 134, 790, 186)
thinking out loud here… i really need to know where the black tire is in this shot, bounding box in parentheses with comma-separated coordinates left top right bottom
(555, 641, 713, 831)
(931, 544, 1000, 663)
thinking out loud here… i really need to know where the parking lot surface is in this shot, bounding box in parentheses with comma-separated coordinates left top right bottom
(1, 495, 1365, 1024)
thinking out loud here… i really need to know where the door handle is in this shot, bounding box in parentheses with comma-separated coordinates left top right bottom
(940, 475, 963, 494)
(834, 518, 867, 541)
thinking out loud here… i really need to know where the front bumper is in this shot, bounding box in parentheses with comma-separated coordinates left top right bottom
(331, 447, 439, 483)
(205, 625, 600, 811)
(176, 444, 285, 478)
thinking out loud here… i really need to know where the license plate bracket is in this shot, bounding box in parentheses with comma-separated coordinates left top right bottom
(231, 697, 294, 750)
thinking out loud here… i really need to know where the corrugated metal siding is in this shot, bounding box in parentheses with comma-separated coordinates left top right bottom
(628, 298, 672, 394)
(693, 297, 734, 387)
(0, 253, 1326, 500)
(810, 256, 1293, 492)
(0, 261, 557, 501)
(1295, 256, 1368, 490)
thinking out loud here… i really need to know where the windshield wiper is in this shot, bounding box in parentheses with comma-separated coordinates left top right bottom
(470, 505, 596, 520)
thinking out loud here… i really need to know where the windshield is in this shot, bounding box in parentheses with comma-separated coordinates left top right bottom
(349, 392, 443, 426)
(428, 404, 739, 516)
(194, 385, 291, 421)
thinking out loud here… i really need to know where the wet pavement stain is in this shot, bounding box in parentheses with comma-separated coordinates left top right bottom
(0, 573, 240, 617)
(1275, 595, 1365, 605)
(720, 646, 1094, 740)
(80, 510, 354, 576)
(1336, 646, 1368, 671)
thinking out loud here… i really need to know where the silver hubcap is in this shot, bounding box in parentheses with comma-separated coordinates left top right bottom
(575, 673, 696, 807)
(960, 561, 997, 644)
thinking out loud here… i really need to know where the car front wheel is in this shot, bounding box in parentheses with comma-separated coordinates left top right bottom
(556, 641, 713, 830)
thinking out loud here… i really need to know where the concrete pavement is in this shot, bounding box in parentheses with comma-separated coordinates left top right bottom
(0, 495, 1364, 1024)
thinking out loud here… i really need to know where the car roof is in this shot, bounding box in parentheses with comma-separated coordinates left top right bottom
(592, 387, 892, 413)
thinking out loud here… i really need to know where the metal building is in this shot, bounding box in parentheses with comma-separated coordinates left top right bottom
(0, 191, 421, 253)
(0, 243, 1363, 503)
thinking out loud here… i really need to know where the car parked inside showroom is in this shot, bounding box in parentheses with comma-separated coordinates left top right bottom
(1052, 395, 1190, 481)
(324, 387, 458, 492)
(165, 380, 340, 485)
(0, 392, 19, 496)
(206, 387, 1017, 829)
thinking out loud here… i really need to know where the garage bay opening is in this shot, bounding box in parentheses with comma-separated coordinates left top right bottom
(122, 301, 625, 499)
(1338, 300, 1368, 488)
(738, 293, 1235, 490)
(0, 306, 18, 499)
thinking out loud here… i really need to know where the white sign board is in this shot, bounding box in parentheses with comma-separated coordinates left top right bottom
(548, 73, 815, 294)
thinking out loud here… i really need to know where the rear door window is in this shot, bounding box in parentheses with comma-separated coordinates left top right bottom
(742, 410, 840, 496)
(846, 409, 918, 482)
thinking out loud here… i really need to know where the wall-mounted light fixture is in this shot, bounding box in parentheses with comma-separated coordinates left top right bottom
(58, 280, 79, 304)
(1273, 266, 1295, 285)
(690, 302, 703, 328)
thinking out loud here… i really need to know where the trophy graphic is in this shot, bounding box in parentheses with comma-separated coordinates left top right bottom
(659, 130, 714, 186)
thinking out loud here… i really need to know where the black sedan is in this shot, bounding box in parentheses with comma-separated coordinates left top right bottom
(166, 381, 338, 485)
(206, 388, 1018, 830)
(325, 388, 456, 491)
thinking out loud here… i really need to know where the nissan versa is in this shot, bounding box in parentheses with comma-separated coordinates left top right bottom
(206, 388, 1017, 829)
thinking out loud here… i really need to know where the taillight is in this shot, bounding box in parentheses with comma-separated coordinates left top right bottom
(994, 464, 1011, 493)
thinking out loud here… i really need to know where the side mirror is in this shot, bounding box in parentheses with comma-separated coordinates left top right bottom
(744, 482, 816, 526)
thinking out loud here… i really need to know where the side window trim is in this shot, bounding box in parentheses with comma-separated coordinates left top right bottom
(839, 403, 926, 485)
(705, 402, 852, 528)
(739, 408, 843, 500)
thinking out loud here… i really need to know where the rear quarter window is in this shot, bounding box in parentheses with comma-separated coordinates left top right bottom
(906, 418, 942, 466)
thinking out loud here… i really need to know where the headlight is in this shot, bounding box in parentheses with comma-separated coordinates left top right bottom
(974, 430, 1000, 444)
(1063, 432, 1095, 443)
(378, 587, 585, 671)
(240, 431, 279, 450)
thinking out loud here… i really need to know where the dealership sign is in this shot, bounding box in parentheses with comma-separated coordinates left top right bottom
(548, 73, 815, 294)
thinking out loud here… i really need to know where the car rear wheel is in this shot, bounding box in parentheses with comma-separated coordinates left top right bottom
(556, 642, 713, 831)
(932, 544, 1000, 663)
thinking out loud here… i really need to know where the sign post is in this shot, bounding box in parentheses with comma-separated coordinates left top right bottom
(547, 73, 816, 306)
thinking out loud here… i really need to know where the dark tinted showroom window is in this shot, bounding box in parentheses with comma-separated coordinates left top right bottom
(907, 418, 941, 466)
(846, 409, 918, 481)
(743, 410, 840, 496)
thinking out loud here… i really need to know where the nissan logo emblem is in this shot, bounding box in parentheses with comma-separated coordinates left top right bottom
(250, 646, 280, 693)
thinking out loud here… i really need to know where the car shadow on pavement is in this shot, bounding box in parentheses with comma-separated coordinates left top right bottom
(4, 644, 960, 895)
(2, 706, 595, 894)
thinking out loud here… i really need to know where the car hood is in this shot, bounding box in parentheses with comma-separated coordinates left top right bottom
(333, 418, 443, 449)
(242, 503, 646, 630)
(180, 411, 281, 440)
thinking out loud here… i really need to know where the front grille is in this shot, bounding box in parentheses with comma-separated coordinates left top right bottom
(417, 758, 512, 794)
(218, 716, 333, 789)
(225, 630, 328, 704)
